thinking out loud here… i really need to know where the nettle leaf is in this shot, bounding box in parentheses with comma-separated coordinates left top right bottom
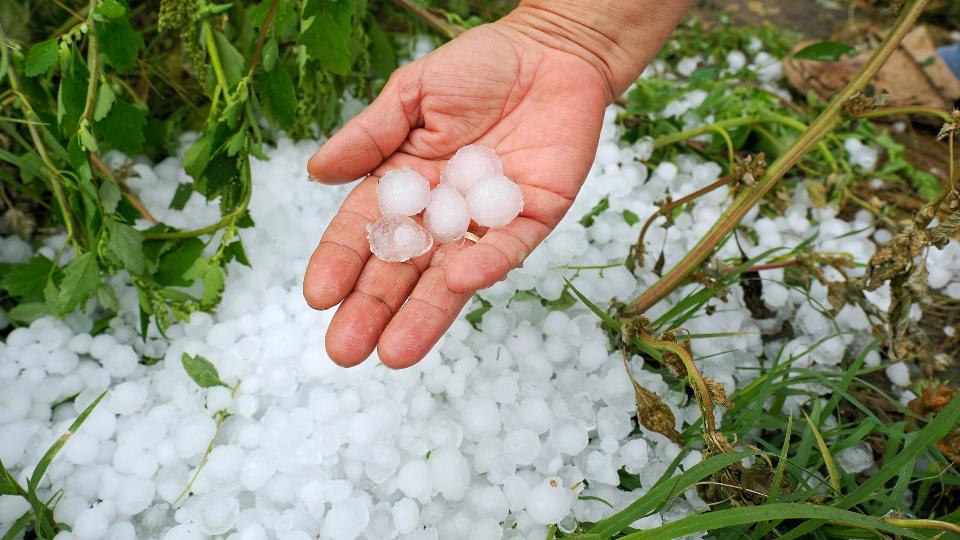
(95, 99, 146, 155)
(25, 38, 59, 77)
(155, 238, 205, 286)
(57, 252, 101, 314)
(97, 17, 144, 69)
(8, 302, 53, 323)
(202, 264, 225, 306)
(105, 219, 146, 275)
(93, 83, 116, 121)
(181, 353, 227, 388)
(96, 283, 120, 312)
(212, 30, 246, 87)
(793, 41, 856, 62)
(99, 181, 122, 213)
(367, 20, 396, 77)
(224, 240, 250, 267)
(256, 65, 297, 130)
(300, 12, 352, 74)
(58, 54, 89, 137)
(1, 254, 53, 301)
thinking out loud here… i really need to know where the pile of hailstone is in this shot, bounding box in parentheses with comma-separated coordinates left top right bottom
(368, 145, 523, 262)
(3, 39, 953, 540)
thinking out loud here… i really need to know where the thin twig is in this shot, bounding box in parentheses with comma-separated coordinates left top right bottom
(391, 0, 464, 40)
(248, 0, 281, 77)
(89, 154, 159, 224)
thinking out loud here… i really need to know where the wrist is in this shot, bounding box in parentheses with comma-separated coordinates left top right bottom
(500, 0, 692, 100)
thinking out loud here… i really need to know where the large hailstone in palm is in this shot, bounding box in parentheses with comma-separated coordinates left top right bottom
(377, 167, 431, 217)
(465, 175, 524, 227)
(441, 145, 503, 195)
(366, 215, 433, 262)
(423, 184, 470, 243)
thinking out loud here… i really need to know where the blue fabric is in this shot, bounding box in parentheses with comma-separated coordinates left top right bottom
(938, 44, 960, 80)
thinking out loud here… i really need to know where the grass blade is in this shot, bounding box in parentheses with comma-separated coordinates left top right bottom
(1, 511, 33, 540)
(27, 391, 106, 492)
(619, 503, 926, 539)
(802, 410, 841, 494)
(587, 451, 756, 539)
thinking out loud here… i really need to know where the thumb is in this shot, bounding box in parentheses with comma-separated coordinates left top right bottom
(307, 69, 422, 184)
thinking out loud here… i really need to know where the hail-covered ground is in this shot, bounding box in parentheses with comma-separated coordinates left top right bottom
(2, 39, 957, 540)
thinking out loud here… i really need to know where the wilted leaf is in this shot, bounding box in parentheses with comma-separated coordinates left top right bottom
(632, 379, 683, 445)
(704, 377, 733, 408)
(181, 353, 227, 388)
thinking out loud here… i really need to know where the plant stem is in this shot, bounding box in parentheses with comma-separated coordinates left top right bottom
(144, 159, 252, 240)
(0, 23, 81, 249)
(391, 0, 464, 40)
(89, 154, 159, 224)
(248, 0, 281, 77)
(630, 0, 931, 313)
(203, 21, 234, 105)
(80, 0, 100, 124)
(853, 106, 953, 123)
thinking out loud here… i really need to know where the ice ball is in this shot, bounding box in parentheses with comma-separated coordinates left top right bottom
(367, 215, 434, 262)
(424, 184, 470, 243)
(465, 175, 523, 228)
(377, 167, 431, 217)
(441, 144, 503, 195)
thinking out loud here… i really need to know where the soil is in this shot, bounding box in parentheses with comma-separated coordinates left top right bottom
(693, 0, 847, 38)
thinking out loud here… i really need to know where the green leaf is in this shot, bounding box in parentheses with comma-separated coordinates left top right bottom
(181, 353, 227, 388)
(58, 53, 89, 137)
(93, 83, 116, 121)
(95, 0, 125, 18)
(224, 240, 250, 267)
(1, 254, 53, 301)
(25, 39, 59, 77)
(579, 197, 609, 227)
(98, 181, 122, 213)
(97, 18, 144, 69)
(262, 36, 279, 72)
(201, 264, 225, 306)
(105, 219, 145, 275)
(170, 183, 193, 210)
(95, 99, 146, 155)
(465, 296, 492, 330)
(212, 30, 246, 87)
(256, 65, 297, 130)
(300, 12, 352, 74)
(0, 459, 23, 496)
(793, 41, 856, 62)
(0, 510, 32, 540)
(155, 238, 205, 286)
(622, 209, 640, 226)
(96, 283, 120, 312)
(57, 252, 101, 314)
(28, 392, 107, 494)
(367, 20, 396, 77)
(78, 119, 99, 153)
(7, 302, 52, 323)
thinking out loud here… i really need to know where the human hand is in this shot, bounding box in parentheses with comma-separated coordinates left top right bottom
(303, 2, 689, 368)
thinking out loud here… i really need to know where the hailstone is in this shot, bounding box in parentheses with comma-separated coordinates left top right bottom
(366, 215, 433, 262)
(424, 184, 470, 243)
(441, 145, 503, 195)
(377, 167, 431, 217)
(465, 175, 523, 227)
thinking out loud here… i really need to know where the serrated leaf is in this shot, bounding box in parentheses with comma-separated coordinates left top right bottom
(94, 99, 146, 155)
(1, 254, 53, 301)
(793, 41, 856, 62)
(57, 252, 101, 314)
(7, 302, 52, 323)
(25, 38, 59, 77)
(211, 30, 245, 87)
(58, 53, 89, 137)
(155, 238, 205, 286)
(300, 12, 352, 74)
(202, 264, 225, 306)
(93, 83, 116, 121)
(181, 353, 227, 388)
(256, 65, 297, 130)
(98, 181, 122, 213)
(96, 283, 120, 312)
(97, 17, 143, 69)
(105, 219, 145, 275)
(224, 240, 250, 267)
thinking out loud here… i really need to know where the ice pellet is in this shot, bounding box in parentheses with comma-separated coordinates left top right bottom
(441, 144, 503, 195)
(366, 215, 433, 262)
(465, 175, 523, 228)
(424, 184, 470, 243)
(377, 167, 431, 217)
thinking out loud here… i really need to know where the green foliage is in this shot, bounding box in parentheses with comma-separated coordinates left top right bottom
(181, 352, 228, 388)
(792, 41, 856, 62)
(0, 0, 417, 332)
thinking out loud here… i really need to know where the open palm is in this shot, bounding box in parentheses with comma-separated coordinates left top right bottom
(303, 20, 610, 368)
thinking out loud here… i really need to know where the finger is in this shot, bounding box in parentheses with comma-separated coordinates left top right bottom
(325, 253, 430, 367)
(377, 246, 471, 369)
(303, 178, 380, 310)
(307, 67, 423, 183)
(443, 217, 550, 294)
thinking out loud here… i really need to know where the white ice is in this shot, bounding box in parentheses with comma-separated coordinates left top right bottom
(465, 175, 524, 228)
(366, 215, 434, 262)
(377, 168, 431, 217)
(424, 184, 471, 243)
(441, 145, 503, 196)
